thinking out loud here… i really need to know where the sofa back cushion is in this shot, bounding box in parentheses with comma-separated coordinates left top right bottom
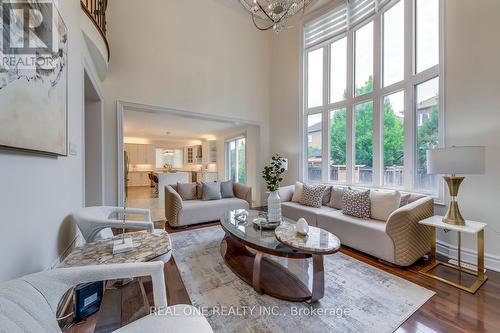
(221, 180, 235, 198)
(370, 190, 401, 221)
(177, 182, 197, 200)
(342, 189, 371, 219)
(202, 181, 222, 200)
(291, 181, 303, 202)
(300, 184, 328, 208)
(327, 186, 348, 210)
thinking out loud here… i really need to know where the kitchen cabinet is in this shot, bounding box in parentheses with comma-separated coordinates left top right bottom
(127, 171, 151, 187)
(125, 144, 156, 166)
(184, 145, 203, 165)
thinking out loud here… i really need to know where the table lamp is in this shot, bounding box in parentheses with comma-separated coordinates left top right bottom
(426, 146, 485, 226)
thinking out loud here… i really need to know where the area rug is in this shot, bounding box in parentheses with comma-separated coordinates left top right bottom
(169, 226, 434, 333)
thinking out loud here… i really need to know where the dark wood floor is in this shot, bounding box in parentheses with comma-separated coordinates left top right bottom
(67, 221, 500, 333)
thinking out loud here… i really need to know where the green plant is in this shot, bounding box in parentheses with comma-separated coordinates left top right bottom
(262, 154, 286, 192)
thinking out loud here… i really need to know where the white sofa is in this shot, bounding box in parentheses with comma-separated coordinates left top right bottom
(165, 183, 252, 227)
(278, 185, 434, 266)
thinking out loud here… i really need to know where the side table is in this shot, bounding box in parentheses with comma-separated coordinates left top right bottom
(419, 215, 487, 293)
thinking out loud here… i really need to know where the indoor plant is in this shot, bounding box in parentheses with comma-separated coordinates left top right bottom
(262, 154, 287, 222)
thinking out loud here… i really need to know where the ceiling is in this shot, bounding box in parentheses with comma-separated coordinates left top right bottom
(124, 109, 241, 142)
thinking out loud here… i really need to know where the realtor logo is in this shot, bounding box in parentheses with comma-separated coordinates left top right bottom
(2, 0, 53, 55)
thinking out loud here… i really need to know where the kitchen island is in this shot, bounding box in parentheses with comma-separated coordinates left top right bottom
(152, 171, 190, 200)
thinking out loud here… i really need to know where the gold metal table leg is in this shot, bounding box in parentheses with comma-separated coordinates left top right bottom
(419, 227, 488, 294)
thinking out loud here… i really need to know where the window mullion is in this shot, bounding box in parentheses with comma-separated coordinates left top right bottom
(403, 0, 414, 191)
(346, 29, 355, 185)
(372, 9, 382, 188)
(322, 45, 330, 183)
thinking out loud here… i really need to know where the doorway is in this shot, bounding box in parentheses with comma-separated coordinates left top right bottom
(83, 70, 104, 206)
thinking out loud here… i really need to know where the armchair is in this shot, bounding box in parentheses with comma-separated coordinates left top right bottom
(72, 206, 159, 243)
(0, 262, 213, 333)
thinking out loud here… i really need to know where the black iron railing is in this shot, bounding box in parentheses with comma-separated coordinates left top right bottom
(81, 0, 110, 60)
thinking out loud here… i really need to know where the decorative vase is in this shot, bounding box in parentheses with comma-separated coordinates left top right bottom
(267, 191, 281, 222)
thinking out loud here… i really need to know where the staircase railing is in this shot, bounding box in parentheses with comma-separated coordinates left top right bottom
(81, 0, 110, 60)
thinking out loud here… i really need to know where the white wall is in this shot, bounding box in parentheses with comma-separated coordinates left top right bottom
(269, 0, 500, 270)
(0, 1, 103, 281)
(102, 0, 271, 206)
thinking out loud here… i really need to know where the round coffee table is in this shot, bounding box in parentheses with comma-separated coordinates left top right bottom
(220, 210, 340, 303)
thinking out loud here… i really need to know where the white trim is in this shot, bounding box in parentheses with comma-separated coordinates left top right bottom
(82, 58, 105, 207)
(116, 101, 262, 205)
(437, 240, 500, 273)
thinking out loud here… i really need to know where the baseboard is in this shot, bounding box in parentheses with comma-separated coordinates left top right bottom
(436, 240, 500, 272)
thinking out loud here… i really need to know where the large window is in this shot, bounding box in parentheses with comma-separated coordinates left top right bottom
(303, 0, 442, 195)
(226, 137, 246, 184)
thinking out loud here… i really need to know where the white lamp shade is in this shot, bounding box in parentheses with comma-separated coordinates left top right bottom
(426, 146, 485, 175)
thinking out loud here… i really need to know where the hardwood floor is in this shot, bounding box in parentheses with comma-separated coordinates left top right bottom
(66, 221, 499, 333)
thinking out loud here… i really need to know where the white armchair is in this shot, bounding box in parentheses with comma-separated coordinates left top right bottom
(72, 206, 160, 243)
(0, 262, 213, 333)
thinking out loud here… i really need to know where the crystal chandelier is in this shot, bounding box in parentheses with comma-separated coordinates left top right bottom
(239, 0, 313, 32)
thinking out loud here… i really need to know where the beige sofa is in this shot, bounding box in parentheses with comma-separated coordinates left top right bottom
(165, 183, 252, 227)
(278, 185, 434, 266)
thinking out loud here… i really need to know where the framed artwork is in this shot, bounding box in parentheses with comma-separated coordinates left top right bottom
(0, 0, 68, 156)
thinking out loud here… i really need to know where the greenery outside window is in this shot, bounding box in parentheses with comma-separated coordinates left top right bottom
(303, 0, 442, 195)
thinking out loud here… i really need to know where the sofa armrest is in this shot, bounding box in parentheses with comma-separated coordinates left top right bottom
(165, 185, 183, 227)
(233, 182, 252, 207)
(385, 197, 434, 266)
(278, 185, 294, 202)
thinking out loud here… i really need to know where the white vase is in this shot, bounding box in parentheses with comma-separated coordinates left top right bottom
(267, 191, 281, 222)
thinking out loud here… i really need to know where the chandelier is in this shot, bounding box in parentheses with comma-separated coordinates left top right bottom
(239, 0, 313, 32)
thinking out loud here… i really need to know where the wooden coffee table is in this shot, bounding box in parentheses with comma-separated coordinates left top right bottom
(220, 210, 340, 303)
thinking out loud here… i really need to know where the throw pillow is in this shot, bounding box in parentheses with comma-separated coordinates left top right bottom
(327, 186, 348, 210)
(300, 184, 328, 208)
(291, 181, 303, 202)
(322, 186, 332, 205)
(370, 190, 401, 221)
(221, 180, 235, 198)
(342, 189, 371, 219)
(399, 193, 411, 207)
(202, 181, 222, 201)
(177, 182, 197, 201)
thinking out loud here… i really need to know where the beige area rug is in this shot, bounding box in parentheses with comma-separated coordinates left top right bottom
(170, 226, 435, 333)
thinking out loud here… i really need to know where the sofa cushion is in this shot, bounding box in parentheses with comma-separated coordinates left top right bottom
(221, 180, 235, 198)
(202, 181, 222, 201)
(370, 190, 401, 221)
(281, 201, 336, 227)
(300, 184, 328, 208)
(177, 182, 197, 200)
(316, 210, 395, 263)
(342, 189, 371, 219)
(291, 181, 303, 202)
(327, 186, 348, 209)
(178, 198, 249, 226)
(399, 193, 411, 207)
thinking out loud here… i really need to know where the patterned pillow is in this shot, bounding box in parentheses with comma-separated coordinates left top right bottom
(342, 189, 371, 219)
(300, 184, 328, 208)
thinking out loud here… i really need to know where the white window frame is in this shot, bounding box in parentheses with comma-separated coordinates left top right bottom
(301, 0, 445, 200)
(225, 135, 247, 184)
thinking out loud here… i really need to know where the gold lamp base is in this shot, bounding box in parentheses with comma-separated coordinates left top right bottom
(443, 176, 466, 226)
